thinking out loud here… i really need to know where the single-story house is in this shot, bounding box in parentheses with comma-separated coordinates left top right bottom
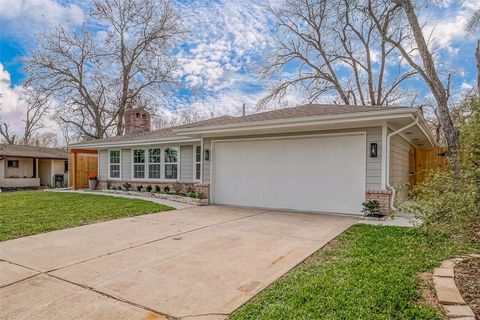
(69, 104, 436, 215)
(0, 144, 69, 188)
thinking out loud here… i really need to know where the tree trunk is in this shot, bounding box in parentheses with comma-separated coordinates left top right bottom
(476, 40, 480, 93)
(400, 0, 461, 177)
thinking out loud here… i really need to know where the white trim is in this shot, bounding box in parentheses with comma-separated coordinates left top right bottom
(200, 138, 204, 183)
(381, 124, 388, 190)
(163, 146, 180, 181)
(131, 148, 147, 180)
(193, 144, 201, 182)
(70, 138, 201, 149)
(108, 149, 121, 180)
(210, 131, 367, 206)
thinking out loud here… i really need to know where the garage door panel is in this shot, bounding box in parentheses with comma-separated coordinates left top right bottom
(212, 134, 366, 214)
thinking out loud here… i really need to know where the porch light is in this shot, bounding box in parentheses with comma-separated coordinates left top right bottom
(204, 149, 210, 161)
(369, 143, 378, 158)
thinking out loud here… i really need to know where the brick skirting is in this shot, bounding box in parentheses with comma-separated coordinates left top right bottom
(97, 180, 210, 200)
(365, 190, 392, 215)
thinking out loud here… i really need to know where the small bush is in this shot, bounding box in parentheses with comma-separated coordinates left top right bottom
(123, 182, 132, 191)
(154, 185, 161, 193)
(186, 190, 196, 198)
(362, 200, 381, 217)
(406, 170, 479, 242)
(112, 186, 117, 190)
(195, 191, 206, 199)
(136, 185, 143, 192)
(146, 185, 153, 192)
(163, 185, 170, 194)
(173, 181, 182, 194)
(106, 180, 112, 190)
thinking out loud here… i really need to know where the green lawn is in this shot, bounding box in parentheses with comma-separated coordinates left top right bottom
(230, 224, 478, 320)
(0, 191, 174, 241)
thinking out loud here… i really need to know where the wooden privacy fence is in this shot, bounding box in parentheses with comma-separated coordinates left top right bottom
(69, 149, 98, 189)
(409, 147, 449, 186)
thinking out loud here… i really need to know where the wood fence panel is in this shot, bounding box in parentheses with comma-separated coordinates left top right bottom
(76, 154, 98, 189)
(410, 147, 449, 185)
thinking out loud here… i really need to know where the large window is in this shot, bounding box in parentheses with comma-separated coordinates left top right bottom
(133, 149, 145, 179)
(164, 147, 178, 180)
(194, 145, 201, 181)
(109, 150, 121, 179)
(148, 148, 161, 179)
(7, 160, 19, 168)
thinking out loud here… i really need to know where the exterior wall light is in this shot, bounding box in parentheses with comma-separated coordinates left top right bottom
(370, 143, 378, 158)
(204, 149, 210, 161)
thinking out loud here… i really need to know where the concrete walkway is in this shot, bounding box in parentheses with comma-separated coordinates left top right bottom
(0, 206, 357, 320)
(56, 189, 194, 210)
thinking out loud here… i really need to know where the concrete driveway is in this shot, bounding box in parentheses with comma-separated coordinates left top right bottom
(0, 206, 356, 320)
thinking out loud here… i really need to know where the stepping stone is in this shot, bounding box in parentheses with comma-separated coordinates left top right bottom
(440, 260, 457, 268)
(469, 253, 480, 258)
(433, 276, 465, 305)
(433, 267, 454, 278)
(443, 305, 474, 318)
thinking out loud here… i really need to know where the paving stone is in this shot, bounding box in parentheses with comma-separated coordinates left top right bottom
(440, 260, 457, 268)
(443, 305, 474, 318)
(433, 267, 454, 278)
(433, 276, 465, 305)
(469, 253, 480, 258)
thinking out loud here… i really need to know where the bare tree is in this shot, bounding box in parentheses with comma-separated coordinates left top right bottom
(466, 9, 480, 92)
(368, 0, 460, 176)
(22, 88, 52, 145)
(24, 0, 184, 139)
(260, 0, 416, 108)
(0, 122, 16, 144)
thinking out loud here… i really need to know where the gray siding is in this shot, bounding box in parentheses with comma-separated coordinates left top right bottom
(202, 127, 383, 190)
(99, 150, 108, 180)
(121, 149, 131, 180)
(180, 145, 193, 181)
(389, 134, 411, 200)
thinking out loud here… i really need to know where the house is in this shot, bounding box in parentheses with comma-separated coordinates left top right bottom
(69, 104, 436, 215)
(0, 144, 69, 188)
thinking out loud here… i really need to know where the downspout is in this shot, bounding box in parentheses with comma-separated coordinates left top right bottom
(386, 116, 419, 212)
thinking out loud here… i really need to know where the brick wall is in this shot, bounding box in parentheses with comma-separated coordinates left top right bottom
(97, 180, 210, 201)
(365, 190, 392, 215)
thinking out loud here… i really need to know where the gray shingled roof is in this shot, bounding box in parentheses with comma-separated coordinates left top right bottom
(0, 144, 68, 159)
(177, 104, 409, 129)
(71, 104, 411, 147)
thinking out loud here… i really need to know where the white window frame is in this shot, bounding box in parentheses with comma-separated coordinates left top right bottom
(193, 145, 202, 181)
(132, 149, 147, 180)
(108, 149, 122, 180)
(147, 147, 162, 179)
(163, 146, 180, 181)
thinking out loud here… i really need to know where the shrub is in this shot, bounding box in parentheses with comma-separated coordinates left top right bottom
(146, 185, 153, 192)
(173, 181, 182, 194)
(136, 185, 143, 192)
(195, 191, 205, 199)
(407, 170, 479, 242)
(106, 180, 112, 190)
(122, 182, 131, 191)
(186, 190, 196, 198)
(112, 186, 117, 190)
(154, 185, 161, 193)
(362, 200, 381, 217)
(163, 185, 170, 193)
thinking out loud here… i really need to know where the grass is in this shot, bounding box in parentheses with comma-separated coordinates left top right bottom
(0, 191, 174, 241)
(230, 224, 478, 320)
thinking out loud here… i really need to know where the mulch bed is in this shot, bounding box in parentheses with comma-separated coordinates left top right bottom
(455, 257, 480, 318)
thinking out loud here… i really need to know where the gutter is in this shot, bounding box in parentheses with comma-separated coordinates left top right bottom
(385, 116, 419, 212)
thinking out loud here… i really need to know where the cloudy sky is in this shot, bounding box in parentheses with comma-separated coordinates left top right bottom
(0, 0, 479, 141)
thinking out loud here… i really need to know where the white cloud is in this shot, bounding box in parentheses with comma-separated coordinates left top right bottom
(0, 0, 84, 43)
(0, 63, 27, 136)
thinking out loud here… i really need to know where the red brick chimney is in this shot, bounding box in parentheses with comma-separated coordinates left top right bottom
(124, 102, 150, 135)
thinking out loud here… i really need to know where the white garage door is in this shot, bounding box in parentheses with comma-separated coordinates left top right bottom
(211, 133, 366, 215)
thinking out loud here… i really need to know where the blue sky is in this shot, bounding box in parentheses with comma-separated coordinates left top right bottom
(0, 0, 479, 138)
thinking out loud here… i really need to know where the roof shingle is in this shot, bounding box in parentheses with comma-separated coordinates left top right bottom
(0, 144, 68, 159)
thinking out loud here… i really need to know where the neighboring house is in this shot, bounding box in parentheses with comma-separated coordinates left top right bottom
(69, 104, 436, 215)
(0, 144, 69, 188)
